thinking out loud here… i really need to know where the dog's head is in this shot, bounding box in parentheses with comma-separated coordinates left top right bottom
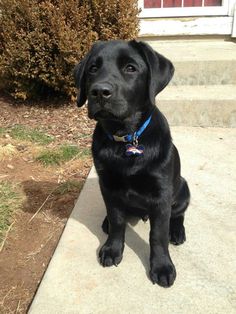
(74, 40, 174, 122)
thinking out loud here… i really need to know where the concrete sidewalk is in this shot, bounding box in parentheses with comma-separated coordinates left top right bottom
(29, 127, 236, 314)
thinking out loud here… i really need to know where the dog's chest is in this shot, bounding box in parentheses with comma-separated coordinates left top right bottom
(101, 168, 160, 196)
(100, 168, 162, 209)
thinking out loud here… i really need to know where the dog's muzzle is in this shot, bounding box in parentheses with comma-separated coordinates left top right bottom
(89, 83, 113, 101)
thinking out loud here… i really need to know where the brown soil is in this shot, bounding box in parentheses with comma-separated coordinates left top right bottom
(0, 95, 94, 313)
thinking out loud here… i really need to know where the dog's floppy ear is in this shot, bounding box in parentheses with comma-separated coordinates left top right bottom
(74, 41, 105, 107)
(74, 54, 90, 107)
(131, 40, 174, 105)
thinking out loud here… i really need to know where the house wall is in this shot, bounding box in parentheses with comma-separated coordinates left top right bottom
(232, 4, 236, 36)
(138, 0, 236, 37)
(139, 16, 234, 37)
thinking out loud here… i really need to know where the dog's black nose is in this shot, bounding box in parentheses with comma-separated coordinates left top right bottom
(90, 83, 112, 100)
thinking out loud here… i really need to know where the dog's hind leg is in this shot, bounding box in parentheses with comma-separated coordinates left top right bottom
(170, 178, 190, 245)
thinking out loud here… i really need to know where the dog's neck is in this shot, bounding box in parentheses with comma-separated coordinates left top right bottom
(98, 110, 151, 137)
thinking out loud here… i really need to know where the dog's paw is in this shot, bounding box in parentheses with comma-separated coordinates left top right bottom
(169, 224, 186, 245)
(150, 263, 176, 287)
(99, 242, 123, 267)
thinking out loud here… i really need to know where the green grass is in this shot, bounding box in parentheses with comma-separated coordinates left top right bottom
(54, 180, 83, 195)
(0, 181, 24, 246)
(36, 144, 90, 166)
(0, 125, 54, 145)
(78, 147, 91, 157)
(0, 127, 6, 136)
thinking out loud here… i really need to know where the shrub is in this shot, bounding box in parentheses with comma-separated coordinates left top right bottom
(0, 0, 139, 100)
(91, 0, 139, 40)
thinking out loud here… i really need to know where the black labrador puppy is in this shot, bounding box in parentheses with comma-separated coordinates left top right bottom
(74, 40, 190, 287)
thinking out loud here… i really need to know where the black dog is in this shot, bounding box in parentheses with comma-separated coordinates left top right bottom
(74, 40, 190, 287)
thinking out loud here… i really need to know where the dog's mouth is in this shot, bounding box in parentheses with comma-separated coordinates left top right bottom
(88, 105, 128, 122)
(87, 97, 131, 122)
(93, 110, 117, 120)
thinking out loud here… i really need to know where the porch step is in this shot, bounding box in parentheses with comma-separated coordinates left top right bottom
(171, 60, 236, 86)
(146, 39, 236, 126)
(148, 40, 236, 85)
(157, 85, 236, 127)
(148, 39, 236, 62)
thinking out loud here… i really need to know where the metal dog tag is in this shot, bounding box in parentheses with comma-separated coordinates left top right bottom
(125, 144, 144, 156)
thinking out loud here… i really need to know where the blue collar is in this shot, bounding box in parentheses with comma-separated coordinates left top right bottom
(107, 114, 152, 143)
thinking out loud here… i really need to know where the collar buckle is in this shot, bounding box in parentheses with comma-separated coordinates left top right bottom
(113, 135, 129, 142)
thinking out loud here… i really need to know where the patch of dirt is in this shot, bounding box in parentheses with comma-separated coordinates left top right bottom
(0, 95, 95, 148)
(0, 95, 94, 313)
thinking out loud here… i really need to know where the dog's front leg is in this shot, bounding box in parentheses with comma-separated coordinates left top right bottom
(149, 200, 176, 287)
(99, 201, 126, 267)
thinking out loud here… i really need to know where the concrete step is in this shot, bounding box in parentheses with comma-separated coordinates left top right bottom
(29, 127, 236, 314)
(147, 40, 236, 85)
(157, 84, 236, 127)
(171, 60, 236, 86)
(145, 40, 236, 127)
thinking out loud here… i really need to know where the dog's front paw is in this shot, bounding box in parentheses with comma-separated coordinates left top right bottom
(150, 262, 176, 287)
(99, 241, 124, 267)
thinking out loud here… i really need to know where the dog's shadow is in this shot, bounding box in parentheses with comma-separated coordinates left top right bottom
(72, 177, 150, 279)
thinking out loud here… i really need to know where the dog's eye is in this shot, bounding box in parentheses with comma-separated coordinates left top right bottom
(124, 64, 136, 73)
(89, 65, 98, 73)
